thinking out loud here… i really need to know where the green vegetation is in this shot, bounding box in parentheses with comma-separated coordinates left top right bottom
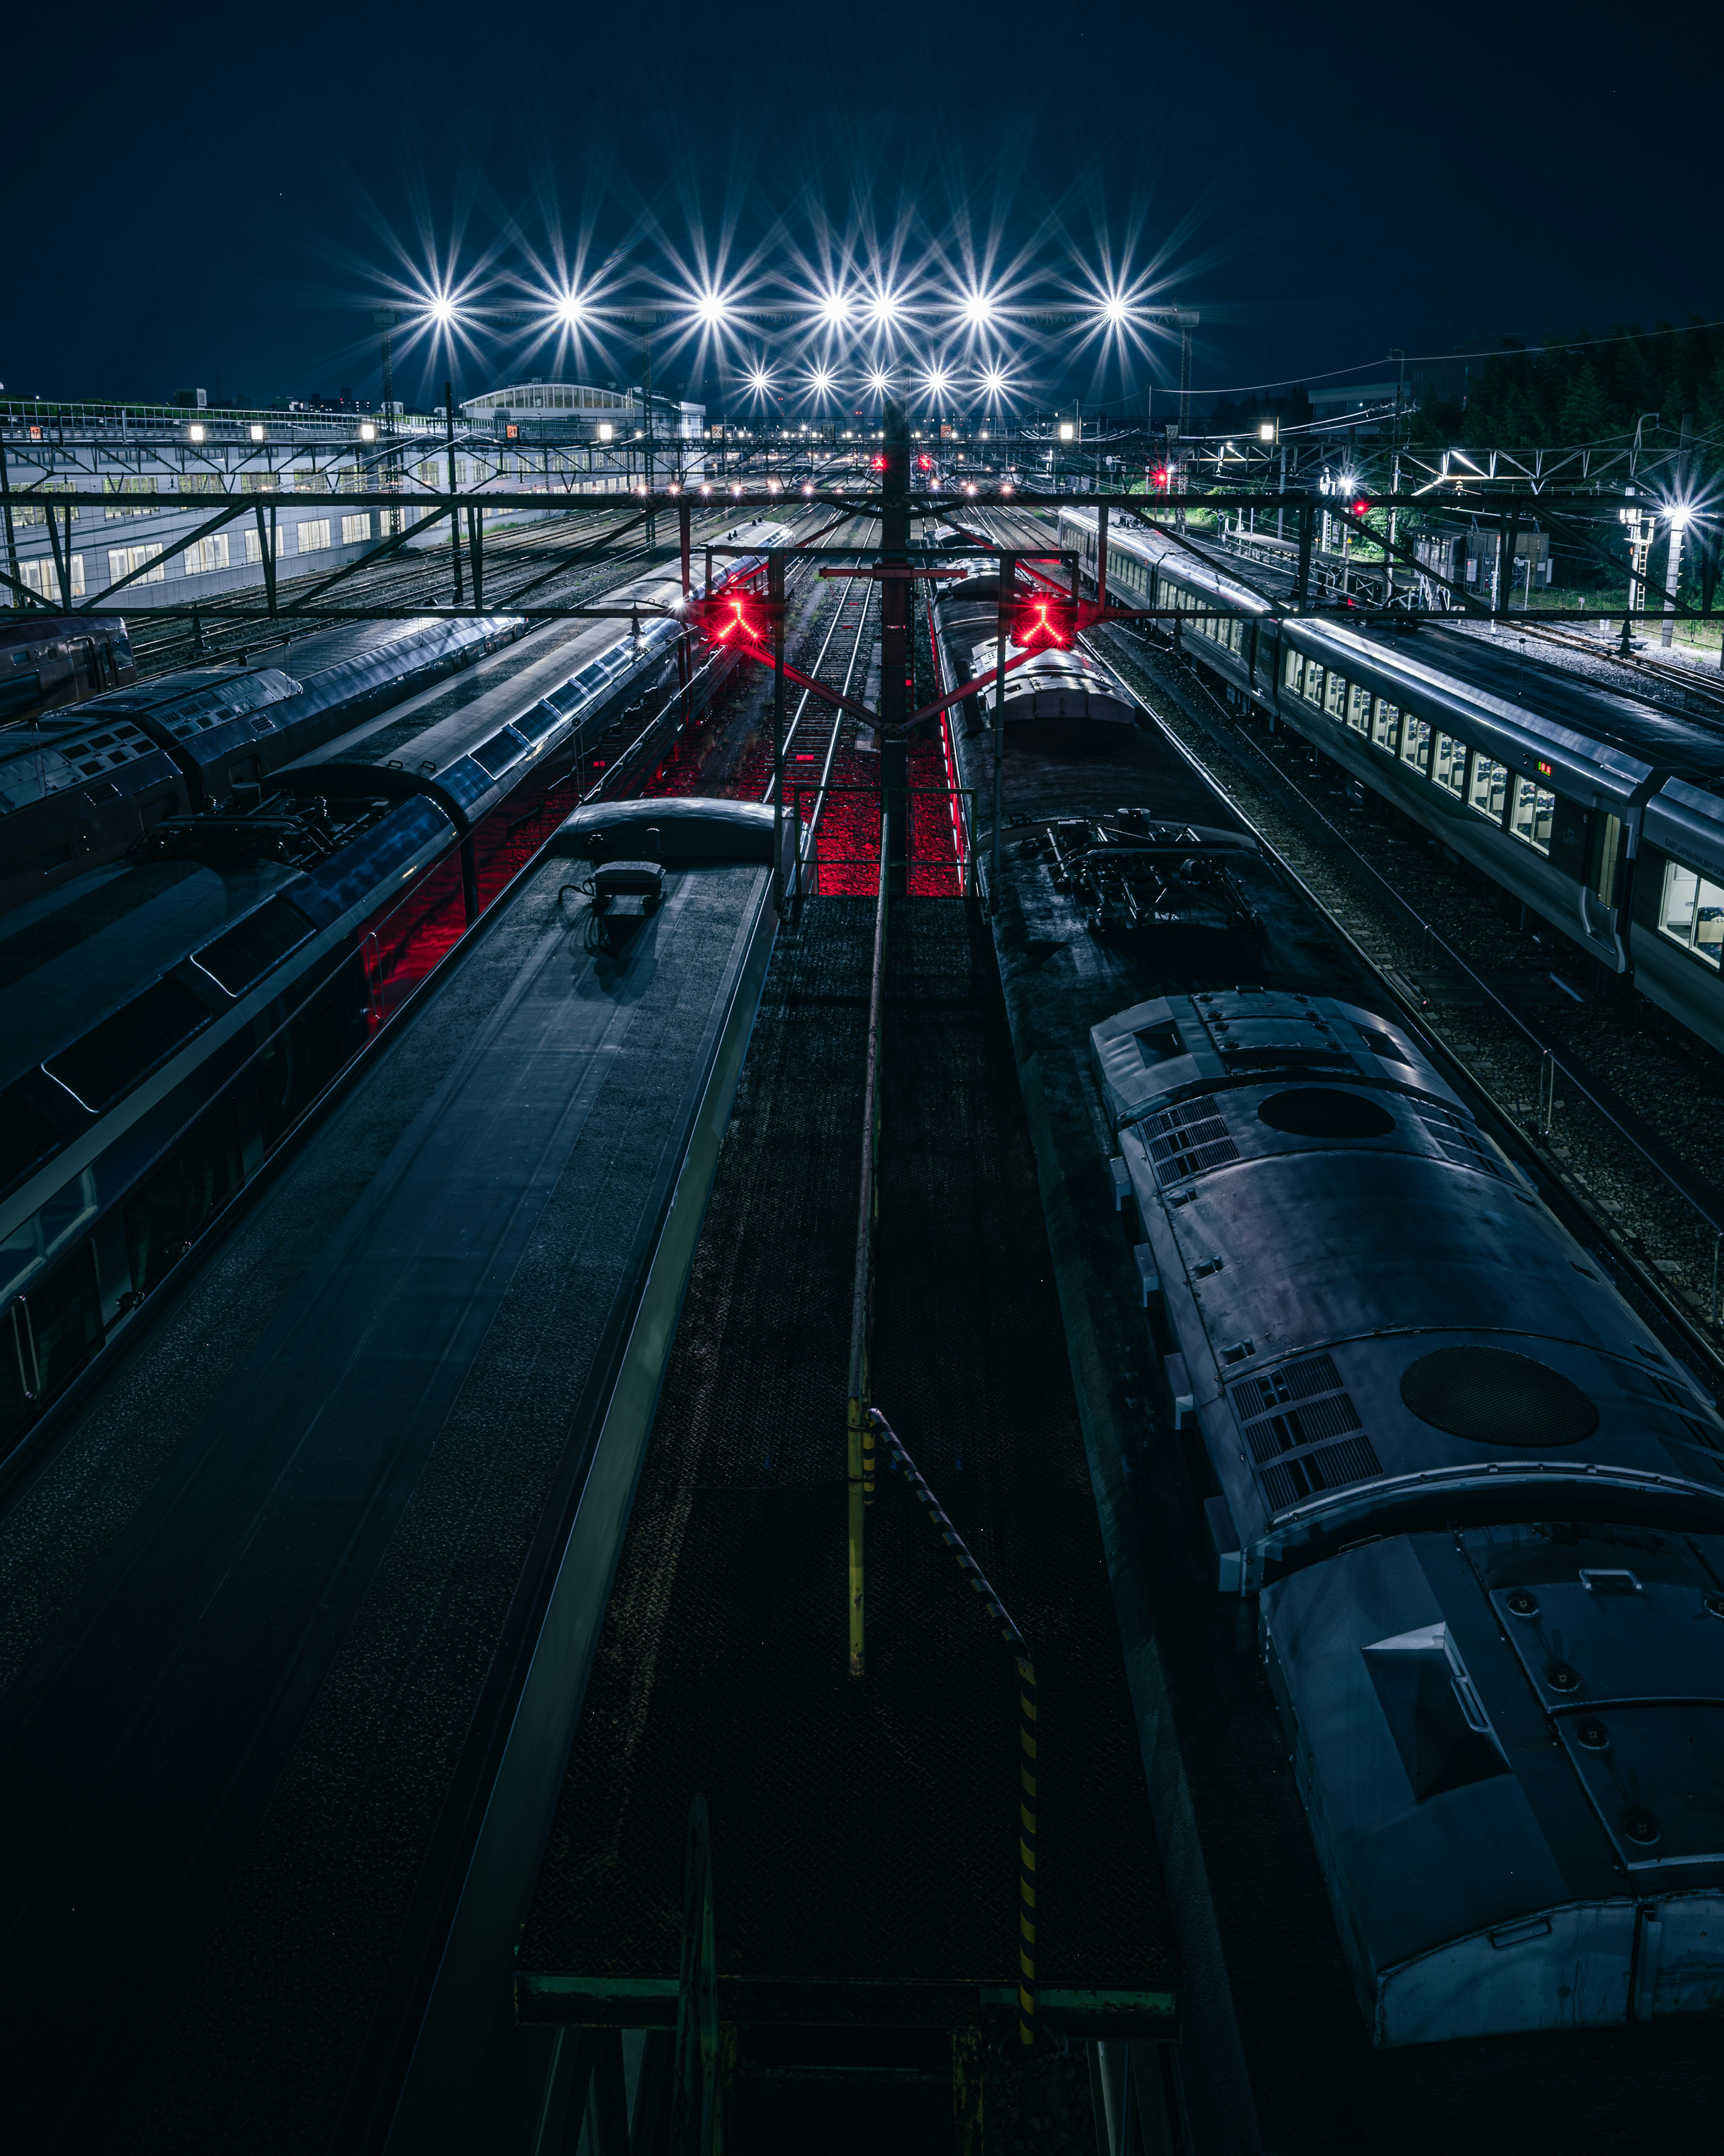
(1412, 322, 1724, 457)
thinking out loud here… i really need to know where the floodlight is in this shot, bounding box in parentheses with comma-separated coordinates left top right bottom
(598, 422, 614, 441)
(1058, 421, 1075, 441)
(1259, 423, 1275, 441)
(250, 423, 265, 441)
(187, 423, 206, 443)
(360, 422, 376, 441)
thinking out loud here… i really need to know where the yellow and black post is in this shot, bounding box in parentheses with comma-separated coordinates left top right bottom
(1016, 1653, 1038, 2047)
(870, 1407, 1037, 2049)
(845, 833, 890, 1677)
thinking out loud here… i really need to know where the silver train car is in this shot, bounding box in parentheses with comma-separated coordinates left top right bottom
(929, 573, 1137, 729)
(1092, 985, 1724, 2044)
(0, 522, 794, 1461)
(0, 614, 521, 915)
(1058, 506, 1724, 1057)
(280, 518, 791, 843)
(0, 613, 136, 724)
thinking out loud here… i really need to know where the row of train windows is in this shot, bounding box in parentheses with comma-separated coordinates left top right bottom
(0, 968, 362, 1451)
(1167, 581, 1246, 653)
(1660, 861, 1724, 969)
(1283, 647, 1557, 854)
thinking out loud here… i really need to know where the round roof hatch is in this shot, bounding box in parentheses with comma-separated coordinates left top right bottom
(1399, 1345, 1599, 1447)
(1257, 1088, 1395, 1140)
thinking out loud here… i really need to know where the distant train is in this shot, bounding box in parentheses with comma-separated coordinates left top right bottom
(1056, 506, 1724, 1059)
(0, 613, 136, 723)
(0, 523, 787, 1465)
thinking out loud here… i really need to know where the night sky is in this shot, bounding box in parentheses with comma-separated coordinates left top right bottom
(10, 0, 1717, 417)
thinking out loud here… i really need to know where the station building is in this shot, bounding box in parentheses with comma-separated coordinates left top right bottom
(0, 384, 704, 612)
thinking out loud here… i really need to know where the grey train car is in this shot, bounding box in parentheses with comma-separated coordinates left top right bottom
(1, 529, 789, 1462)
(0, 613, 136, 724)
(929, 573, 1137, 728)
(1057, 506, 1724, 1056)
(1092, 985, 1724, 2045)
(0, 786, 461, 1469)
(0, 613, 522, 915)
(277, 518, 791, 879)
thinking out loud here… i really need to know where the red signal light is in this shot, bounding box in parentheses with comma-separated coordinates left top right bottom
(1352, 498, 1370, 518)
(916, 454, 934, 471)
(1151, 465, 1170, 492)
(870, 454, 887, 471)
(1014, 597, 1073, 649)
(709, 596, 759, 644)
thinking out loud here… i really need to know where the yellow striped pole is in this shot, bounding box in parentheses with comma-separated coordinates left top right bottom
(871, 1408, 1038, 2048)
(1017, 1656, 1037, 2048)
(844, 833, 890, 1679)
(846, 1394, 865, 1678)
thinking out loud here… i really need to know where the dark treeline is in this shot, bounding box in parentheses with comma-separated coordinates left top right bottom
(1414, 322, 1724, 453)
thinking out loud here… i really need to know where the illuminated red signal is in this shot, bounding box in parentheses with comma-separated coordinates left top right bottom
(1352, 498, 1370, 518)
(1151, 466, 1170, 492)
(870, 454, 888, 471)
(714, 596, 758, 642)
(916, 454, 934, 471)
(1014, 597, 1074, 648)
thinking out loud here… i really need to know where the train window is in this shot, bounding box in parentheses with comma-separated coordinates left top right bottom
(1400, 714, 1430, 775)
(1324, 672, 1347, 720)
(1284, 648, 1304, 694)
(0, 1169, 97, 1308)
(1372, 701, 1399, 755)
(1510, 776, 1555, 854)
(255, 977, 363, 1150)
(1346, 684, 1372, 734)
(1433, 733, 1467, 797)
(1588, 814, 1622, 906)
(1304, 664, 1325, 707)
(1229, 618, 1245, 653)
(1659, 860, 1724, 967)
(1467, 754, 1510, 824)
(0, 1240, 106, 1448)
(123, 1103, 243, 1297)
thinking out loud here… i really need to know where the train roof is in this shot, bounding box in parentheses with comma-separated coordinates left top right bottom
(0, 853, 304, 1088)
(1062, 507, 1724, 784)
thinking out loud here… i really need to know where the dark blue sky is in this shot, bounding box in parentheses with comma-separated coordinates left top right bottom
(10, 0, 1717, 416)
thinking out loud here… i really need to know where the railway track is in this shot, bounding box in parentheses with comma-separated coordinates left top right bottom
(1085, 614, 1724, 1393)
(954, 504, 1724, 1376)
(126, 500, 748, 678)
(1450, 612, 1724, 722)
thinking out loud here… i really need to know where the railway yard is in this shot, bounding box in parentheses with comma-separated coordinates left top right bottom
(7, 397, 1724, 2156)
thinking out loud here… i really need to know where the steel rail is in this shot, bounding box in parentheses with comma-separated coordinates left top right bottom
(1092, 619, 1724, 1382)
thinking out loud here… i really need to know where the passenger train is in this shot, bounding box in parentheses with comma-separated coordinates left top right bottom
(1093, 981, 1724, 2044)
(1056, 506, 1724, 1059)
(0, 613, 523, 915)
(0, 613, 136, 726)
(931, 547, 1724, 2050)
(0, 521, 788, 1466)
